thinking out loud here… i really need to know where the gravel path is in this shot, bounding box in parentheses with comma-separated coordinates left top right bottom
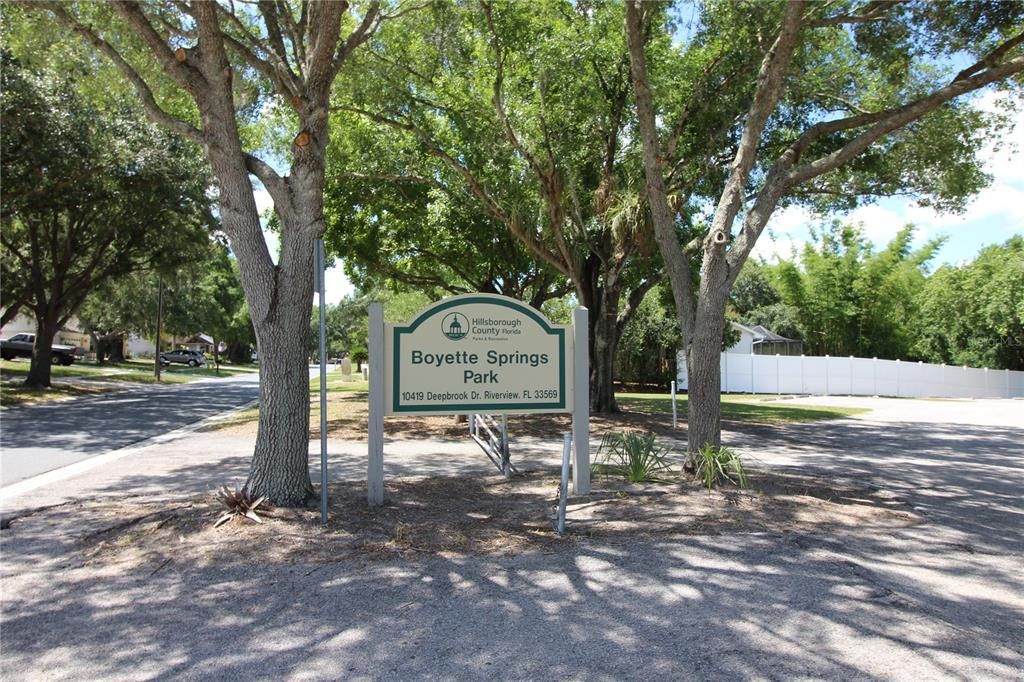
(1, 397, 1021, 680)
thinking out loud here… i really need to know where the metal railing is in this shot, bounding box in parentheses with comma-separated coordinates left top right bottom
(469, 413, 516, 477)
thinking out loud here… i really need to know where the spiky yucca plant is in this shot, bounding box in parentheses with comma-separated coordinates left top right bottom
(214, 486, 268, 528)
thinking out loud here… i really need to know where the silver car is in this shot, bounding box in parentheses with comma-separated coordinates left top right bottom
(159, 349, 206, 367)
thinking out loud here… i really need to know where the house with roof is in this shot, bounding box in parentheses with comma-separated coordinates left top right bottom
(727, 322, 803, 356)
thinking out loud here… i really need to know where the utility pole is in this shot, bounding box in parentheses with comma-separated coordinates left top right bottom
(154, 277, 163, 382)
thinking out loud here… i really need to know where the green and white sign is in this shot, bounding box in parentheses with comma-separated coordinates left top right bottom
(384, 294, 572, 415)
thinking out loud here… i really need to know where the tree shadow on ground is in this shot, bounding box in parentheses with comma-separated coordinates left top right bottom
(3, 448, 1023, 679)
(727, 418, 1024, 553)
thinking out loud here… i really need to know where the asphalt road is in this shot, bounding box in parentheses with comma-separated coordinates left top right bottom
(0, 373, 260, 486)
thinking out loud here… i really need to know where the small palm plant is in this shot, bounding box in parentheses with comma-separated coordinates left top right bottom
(214, 486, 268, 527)
(593, 431, 672, 483)
(693, 445, 748, 490)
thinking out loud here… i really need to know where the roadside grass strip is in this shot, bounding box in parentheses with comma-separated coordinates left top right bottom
(0, 358, 256, 406)
(0, 382, 112, 407)
(616, 392, 870, 423)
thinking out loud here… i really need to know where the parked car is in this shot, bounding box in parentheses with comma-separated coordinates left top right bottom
(159, 349, 206, 367)
(1, 333, 81, 365)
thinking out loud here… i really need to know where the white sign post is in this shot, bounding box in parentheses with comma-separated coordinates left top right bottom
(367, 293, 589, 505)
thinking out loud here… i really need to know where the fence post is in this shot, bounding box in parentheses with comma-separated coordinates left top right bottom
(800, 354, 805, 395)
(825, 355, 830, 395)
(751, 352, 755, 394)
(895, 359, 900, 397)
(1006, 369, 1011, 399)
(873, 357, 878, 396)
(775, 354, 781, 395)
(723, 352, 729, 394)
(671, 380, 677, 429)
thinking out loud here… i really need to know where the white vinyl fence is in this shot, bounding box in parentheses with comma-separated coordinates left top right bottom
(676, 352, 1024, 399)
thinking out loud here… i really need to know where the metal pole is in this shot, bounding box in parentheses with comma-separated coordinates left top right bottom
(500, 413, 510, 476)
(671, 380, 677, 429)
(317, 239, 328, 526)
(154, 277, 163, 382)
(556, 432, 572, 535)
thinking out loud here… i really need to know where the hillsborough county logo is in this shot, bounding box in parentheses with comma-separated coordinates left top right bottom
(441, 312, 468, 340)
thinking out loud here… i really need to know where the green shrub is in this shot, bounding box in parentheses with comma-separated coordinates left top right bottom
(593, 431, 672, 483)
(693, 445, 748, 490)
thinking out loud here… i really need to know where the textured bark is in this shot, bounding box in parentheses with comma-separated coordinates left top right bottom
(684, 295, 729, 466)
(243, 267, 316, 505)
(24, 312, 58, 389)
(589, 285, 622, 413)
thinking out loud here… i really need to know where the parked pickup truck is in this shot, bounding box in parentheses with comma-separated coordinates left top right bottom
(1, 333, 82, 365)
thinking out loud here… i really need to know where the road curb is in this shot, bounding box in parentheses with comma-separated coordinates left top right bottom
(0, 398, 259, 504)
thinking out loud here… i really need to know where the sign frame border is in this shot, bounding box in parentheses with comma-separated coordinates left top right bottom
(389, 295, 568, 414)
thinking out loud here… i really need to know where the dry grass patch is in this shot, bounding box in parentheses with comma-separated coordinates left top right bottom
(4, 469, 920, 574)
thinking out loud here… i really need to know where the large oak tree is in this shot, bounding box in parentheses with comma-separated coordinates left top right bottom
(625, 0, 1024, 459)
(0, 49, 212, 388)
(47, 0, 388, 505)
(335, 0, 665, 411)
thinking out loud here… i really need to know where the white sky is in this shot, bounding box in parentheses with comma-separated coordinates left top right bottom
(753, 91, 1024, 267)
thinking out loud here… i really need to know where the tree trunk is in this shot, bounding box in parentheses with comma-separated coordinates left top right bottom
(591, 282, 623, 413)
(91, 331, 105, 365)
(578, 260, 625, 414)
(24, 314, 58, 389)
(242, 276, 316, 506)
(236, 261, 317, 504)
(685, 299, 728, 464)
(108, 335, 125, 362)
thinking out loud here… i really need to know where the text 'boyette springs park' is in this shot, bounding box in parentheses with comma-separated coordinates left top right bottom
(384, 295, 572, 415)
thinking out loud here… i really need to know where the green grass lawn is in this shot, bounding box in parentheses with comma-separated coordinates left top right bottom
(616, 392, 870, 424)
(0, 357, 256, 406)
(309, 372, 368, 394)
(2, 359, 194, 383)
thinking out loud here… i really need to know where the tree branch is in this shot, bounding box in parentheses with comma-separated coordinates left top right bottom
(110, 1, 205, 93)
(788, 53, 1024, 187)
(339, 106, 570, 277)
(807, 1, 898, 27)
(275, 0, 307, 75)
(705, 1, 805, 251)
(216, 4, 301, 97)
(625, 0, 698, 338)
(726, 50, 1024, 272)
(46, 5, 204, 147)
(333, 1, 383, 78)
(616, 272, 663, 337)
(954, 31, 1024, 82)
(481, 2, 547, 181)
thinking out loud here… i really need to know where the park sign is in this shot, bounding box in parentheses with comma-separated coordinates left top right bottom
(383, 294, 572, 415)
(367, 293, 591, 506)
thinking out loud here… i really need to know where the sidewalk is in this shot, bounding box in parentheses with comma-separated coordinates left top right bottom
(0, 424, 575, 515)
